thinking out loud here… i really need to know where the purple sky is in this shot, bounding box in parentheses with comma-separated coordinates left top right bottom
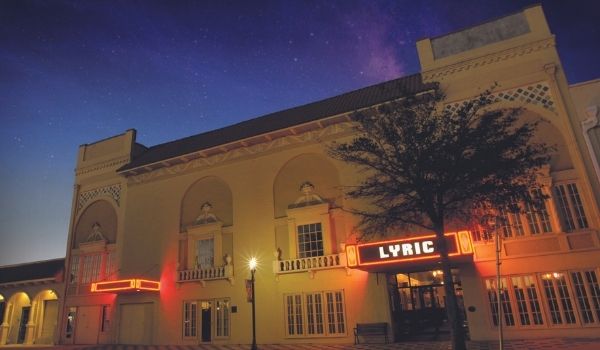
(1, 0, 599, 265)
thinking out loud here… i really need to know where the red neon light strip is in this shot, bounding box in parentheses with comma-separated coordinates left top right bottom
(136, 279, 160, 291)
(91, 278, 160, 293)
(91, 279, 135, 292)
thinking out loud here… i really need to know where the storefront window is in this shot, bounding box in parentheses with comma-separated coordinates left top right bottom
(183, 301, 197, 338)
(511, 275, 544, 326)
(541, 272, 576, 325)
(571, 270, 600, 324)
(326, 291, 346, 334)
(215, 299, 229, 337)
(485, 278, 515, 327)
(485, 279, 500, 326)
(284, 290, 346, 337)
(286, 294, 304, 336)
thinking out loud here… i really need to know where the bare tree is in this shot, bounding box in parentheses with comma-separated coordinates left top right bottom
(329, 86, 551, 350)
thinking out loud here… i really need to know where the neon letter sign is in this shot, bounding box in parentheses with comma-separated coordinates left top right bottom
(347, 232, 473, 267)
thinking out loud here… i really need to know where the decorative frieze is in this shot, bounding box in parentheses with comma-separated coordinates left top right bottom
(423, 37, 555, 81)
(77, 184, 121, 211)
(445, 82, 556, 115)
(75, 155, 130, 176)
(129, 120, 355, 184)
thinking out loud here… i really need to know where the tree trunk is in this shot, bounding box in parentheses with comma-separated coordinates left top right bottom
(435, 226, 467, 350)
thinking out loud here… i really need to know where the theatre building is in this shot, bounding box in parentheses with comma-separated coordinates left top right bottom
(56, 5, 599, 346)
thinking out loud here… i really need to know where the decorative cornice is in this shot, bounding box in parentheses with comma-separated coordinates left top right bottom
(77, 184, 122, 212)
(128, 121, 355, 185)
(422, 37, 556, 81)
(0, 278, 57, 288)
(75, 155, 130, 176)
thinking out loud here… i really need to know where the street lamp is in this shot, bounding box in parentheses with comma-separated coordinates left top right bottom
(481, 214, 503, 350)
(248, 257, 258, 350)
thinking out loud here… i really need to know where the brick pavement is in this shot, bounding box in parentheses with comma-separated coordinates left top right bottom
(2, 339, 600, 350)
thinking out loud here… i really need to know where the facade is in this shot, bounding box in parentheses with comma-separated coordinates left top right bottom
(0, 259, 64, 345)
(49, 4, 600, 346)
(569, 79, 600, 198)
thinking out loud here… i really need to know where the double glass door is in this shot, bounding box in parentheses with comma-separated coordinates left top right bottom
(389, 269, 463, 340)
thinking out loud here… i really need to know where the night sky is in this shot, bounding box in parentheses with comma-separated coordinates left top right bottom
(1, 0, 598, 266)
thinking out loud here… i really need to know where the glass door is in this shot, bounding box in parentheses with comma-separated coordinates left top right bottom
(200, 301, 212, 342)
(17, 306, 31, 344)
(389, 269, 461, 340)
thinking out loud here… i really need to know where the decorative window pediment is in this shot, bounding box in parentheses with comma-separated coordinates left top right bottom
(79, 223, 108, 253)
(274, 182, 347, 276)
(179, 201, 233, 284)
(288, 182, 327, 209)
(193, 202, 219, 225)
(282, 182, 336, 267)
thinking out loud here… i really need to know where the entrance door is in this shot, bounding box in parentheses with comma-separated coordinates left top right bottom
(39, 300, 58, 344)
(17, 307, 30, 344)
(200, 301, 212, 342)
(119, 303, 153, 344)
(390, 269, 461, 340)
(74, 306, 101, 344)
(0, 301, 5, 326)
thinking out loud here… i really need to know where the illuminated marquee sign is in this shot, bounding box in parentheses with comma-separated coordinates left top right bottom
(345, 231, 473, 268)
(91, 279, 160, 293)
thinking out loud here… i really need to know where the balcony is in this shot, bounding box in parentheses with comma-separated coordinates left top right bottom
(177, 264, 234, 285)
(273, 253, 347, 277)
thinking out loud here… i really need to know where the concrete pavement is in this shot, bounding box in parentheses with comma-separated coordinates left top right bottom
(2, 338, 600, 350)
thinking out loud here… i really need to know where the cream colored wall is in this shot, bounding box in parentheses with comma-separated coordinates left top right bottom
(416, 4, 600, 341)
(569, 79, 600, 207)
(417, 5, 599, 221)
(60, 4, 600, 345)
(119, 141, 389, 344)
(60, 130, 139, 345)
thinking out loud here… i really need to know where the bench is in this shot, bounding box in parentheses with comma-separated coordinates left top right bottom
(353, 322, 388, 344)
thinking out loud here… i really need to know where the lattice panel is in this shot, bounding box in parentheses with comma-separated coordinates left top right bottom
(77, 184, 121, 211)
(445, 82, 556, 115)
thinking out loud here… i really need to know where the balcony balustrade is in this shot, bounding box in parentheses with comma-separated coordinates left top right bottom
(273, 253, 346, 275)
(177, 264, 234, 283)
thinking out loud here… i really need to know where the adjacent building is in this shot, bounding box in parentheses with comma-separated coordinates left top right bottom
(0, 259, 64, 345)
(1, 4, 598, 347)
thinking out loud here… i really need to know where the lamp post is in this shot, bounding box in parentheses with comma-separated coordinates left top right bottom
(248, 257, 258, 350)
(482, 214, 503, 350)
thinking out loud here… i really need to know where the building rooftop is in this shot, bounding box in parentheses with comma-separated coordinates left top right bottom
(118, 73, 435, 174)
(0, 258, 65, 285)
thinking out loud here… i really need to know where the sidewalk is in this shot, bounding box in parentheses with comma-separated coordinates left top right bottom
(2, 338, 600, 350)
